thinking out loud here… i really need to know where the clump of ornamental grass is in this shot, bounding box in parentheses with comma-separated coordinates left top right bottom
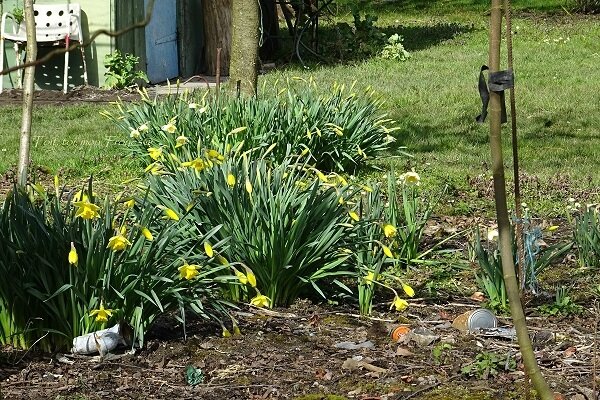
(144, 151, 366, 307)
(102, 81, 399, 173)
(0, 180, 231, 351)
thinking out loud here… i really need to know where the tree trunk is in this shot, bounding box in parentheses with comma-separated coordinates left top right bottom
(229, 0, 259, 96)
(202, 0, 232, 75)
(487, 1, 553, 399)
(17, 0, 37, 187)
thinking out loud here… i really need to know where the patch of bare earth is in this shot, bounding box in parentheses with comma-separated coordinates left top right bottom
(1, 299, 597, 400)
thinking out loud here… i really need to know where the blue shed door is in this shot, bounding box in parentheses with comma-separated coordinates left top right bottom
(144, 0, 179, 83)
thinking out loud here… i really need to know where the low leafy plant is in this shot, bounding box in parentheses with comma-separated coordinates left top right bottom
(328, 11, 388, 61)
(461, 352, 516, 379)
(574, 206, 600, 269)
(104, 50, 149, 89)
(432, 343, 453, 365)
(145, 154, 362, 307)
(473, 230, 508, 312)
(103, 81, 398, 173)
(538, 286, 584, 316)
(379, 34, 410, 61)
(0, 181, 229, 351)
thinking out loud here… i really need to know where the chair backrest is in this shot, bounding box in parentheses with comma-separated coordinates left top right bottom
(32, 3, 82, 42)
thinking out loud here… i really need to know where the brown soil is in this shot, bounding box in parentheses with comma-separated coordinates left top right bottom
(0, 299, 596, 400)
(0, 86, 141, 106)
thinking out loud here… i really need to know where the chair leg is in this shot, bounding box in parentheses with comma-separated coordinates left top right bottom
(79, 43, 88, 86)
(0, 36, 5, 93)
(63, 44, 69, 94)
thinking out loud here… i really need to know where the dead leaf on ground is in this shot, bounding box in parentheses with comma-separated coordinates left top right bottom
(395, 347, 414, 357)
(563, 346, 577, 357)
(470, 292, 486, 302)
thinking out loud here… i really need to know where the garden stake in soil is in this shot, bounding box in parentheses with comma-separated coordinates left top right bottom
(486, 0, 554, 399)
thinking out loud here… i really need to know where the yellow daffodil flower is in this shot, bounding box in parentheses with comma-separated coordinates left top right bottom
(90, 302, 114, 323)
(175, 135, 189, 148)
(204, 242, 214, 258)
(250, 294, 271, 308)
(234, 269, 248, 284)
(382, 245, 394, 258)
(548, 225, 559, 232)
(229, 126, 248, 135)
(68, 242, 78, 267)
(179, 262, 200, 280)
(129, 129, 141, 139)
(147, 147, 162, 161)
(181, 158, 206, 172)
(161, 122, 177, 134)
(383, 224, 397, 238)
(141, 227, 153, 241)
(363, 271, 376, 284)
(245, 179, 253, 195)
(107, 229, 132, 252)
(145, 162, 165, 175)
(163, 207, 180, 221)
(402, 284, 415, 298)
(73, 190, 91, 202)
(207, 149, 223, 160)
(391, 296, 409, 312)
(316, 170, 328, 183)
(74, 199, 100, 220)
(218, 255, 229, 265)
(401, 171, 421, 186)
(348, 211, 360, 222)
(124, 199, 135, 208)
(227, 173, 236, 187)
(245, 268, 257, 288)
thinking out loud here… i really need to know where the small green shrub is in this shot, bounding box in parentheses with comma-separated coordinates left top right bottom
(0, 181, 229, 351)
(103, 82, 397, 173)
(104, 50, 149, 89)
(379, 34, 410, 61)
(145, 155, 362, 307)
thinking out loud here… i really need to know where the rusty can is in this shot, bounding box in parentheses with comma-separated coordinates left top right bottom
(452, 309, 498, 332)
(390, 325, 410, 341)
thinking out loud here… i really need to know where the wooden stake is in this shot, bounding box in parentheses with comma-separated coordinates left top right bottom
(487, 1, 553, 399)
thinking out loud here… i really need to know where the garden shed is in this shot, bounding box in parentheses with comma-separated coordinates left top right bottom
(0, 0, 205, 91)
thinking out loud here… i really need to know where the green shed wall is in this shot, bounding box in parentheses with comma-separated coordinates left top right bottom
(1, 0, 115, 91)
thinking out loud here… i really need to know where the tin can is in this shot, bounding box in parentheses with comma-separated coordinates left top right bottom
(390, 325, 410, 341)
(72, 322, 129, 355)
(452, 309, 498, 332)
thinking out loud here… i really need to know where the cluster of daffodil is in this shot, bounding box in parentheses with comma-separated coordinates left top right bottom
(144, 154, 364, 308)
(0, 177, 232, 351)
(573, 204, 600, 269)
(104, 81, 398, 175)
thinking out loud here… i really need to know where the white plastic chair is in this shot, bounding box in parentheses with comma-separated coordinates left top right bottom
(0, 3, 88, 94)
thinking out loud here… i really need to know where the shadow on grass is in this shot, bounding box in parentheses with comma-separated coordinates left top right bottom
(358, 0, 567, 15)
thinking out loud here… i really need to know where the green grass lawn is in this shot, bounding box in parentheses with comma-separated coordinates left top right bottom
(1, 1, 598, 216)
